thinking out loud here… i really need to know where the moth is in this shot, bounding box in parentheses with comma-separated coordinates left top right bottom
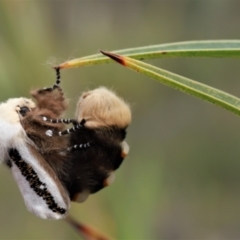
(2, 68, 131, 219)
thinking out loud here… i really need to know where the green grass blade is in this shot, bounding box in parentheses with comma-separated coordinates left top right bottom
(101, 51, 240, 117)
(57, 40, 240, 69)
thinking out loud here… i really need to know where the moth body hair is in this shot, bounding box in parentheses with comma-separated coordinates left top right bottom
(76, 87, 131, 129)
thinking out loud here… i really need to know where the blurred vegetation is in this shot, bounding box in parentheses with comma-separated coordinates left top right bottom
(1, 1, 240, 239)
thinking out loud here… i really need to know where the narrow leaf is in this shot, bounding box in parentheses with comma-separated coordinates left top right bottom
(101, 51, 240, 117)
(56, 40, 240, 69)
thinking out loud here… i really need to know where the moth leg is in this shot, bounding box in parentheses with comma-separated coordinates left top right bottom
(42, 116, 78, 125)
(38, 67, 61, 93)
(67, 142, 91, 151)
(42, 117, 86, 136)
(58, 120, 86, 136)
(43, 118, 86, 136)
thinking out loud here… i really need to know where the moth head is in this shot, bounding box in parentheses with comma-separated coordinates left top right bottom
(75, 87, 131, 129)
(0, 98, 35, 123)
(15, 98, 36, 117)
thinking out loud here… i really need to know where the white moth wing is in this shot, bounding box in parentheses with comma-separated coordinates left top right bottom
(11, 163, 58, 219)
(10, 140, 70, 220)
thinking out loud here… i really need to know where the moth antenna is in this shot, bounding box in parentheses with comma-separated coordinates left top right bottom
(67, 142, 91, 151)
(38, 67, 62, 93)
(54, 67, 66, 100)
(53, 67, 61, 89)
(58, 119, 86, 136)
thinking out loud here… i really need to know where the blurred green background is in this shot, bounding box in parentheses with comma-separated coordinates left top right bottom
(1, 1, 240, 239)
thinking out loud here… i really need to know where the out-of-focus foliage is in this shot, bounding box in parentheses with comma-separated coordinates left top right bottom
(1, 1, 240, 239)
